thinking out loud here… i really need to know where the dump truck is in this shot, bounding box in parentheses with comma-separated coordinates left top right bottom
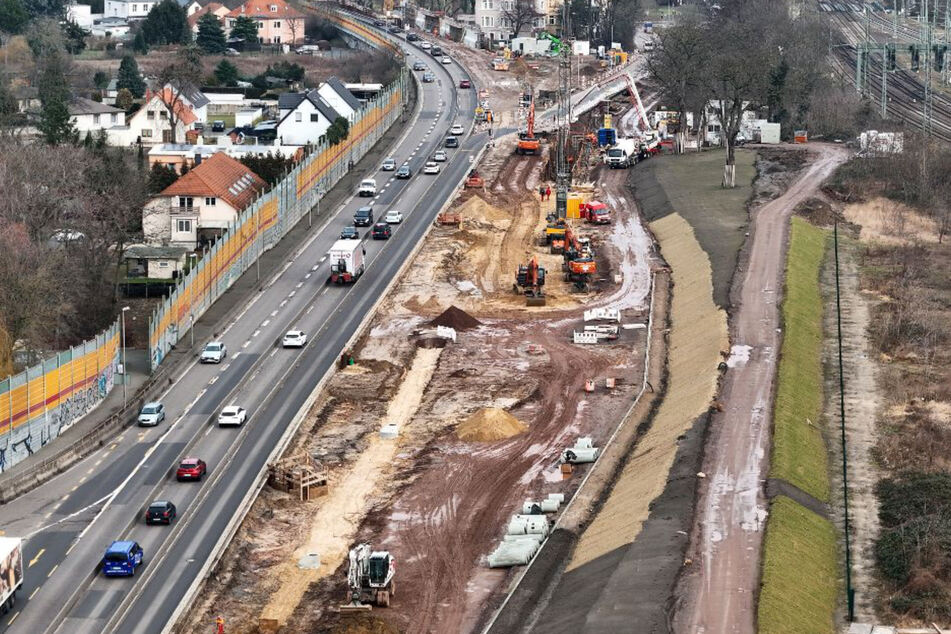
(327, 239, 365, 285)
(0, 538, 23, 614)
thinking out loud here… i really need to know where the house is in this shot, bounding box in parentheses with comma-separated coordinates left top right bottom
(225, 0, 305, 45)
(316, 77, 361, 121)
(275, 90, 342, 146)
(90, 16, 131, 37)
(143, 153, 267, 249)
(702, 100, 760, 146)
(67, 3, 94, 28)
(187, 2, 229, 34)
(68, 97, 126, 134)
(124, 244, 189, 279)
(474, 0, 552, 41)
(104, 0, 157, 20)
(153, 84, 210, 124)
(11, 85, 39, 113)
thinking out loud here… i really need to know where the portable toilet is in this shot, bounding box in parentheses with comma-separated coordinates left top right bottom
(566, 194, 582, 219)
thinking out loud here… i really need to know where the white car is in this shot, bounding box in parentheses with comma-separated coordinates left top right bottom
(433, 150, 447, 162)
(423, 161, 440, 174)
(200, 341, 227, 363)
(384, 210, 404, 224)
(358, 178, 377, 197)
(138, 402, 165, 426)
(218, 405, 247, 427)
(441, 56, 451, 65)
(450, 124, 464, 135)
(282, 330, 307, 348)
(381, 157, 396, 171)
(420, 41, 432, 50)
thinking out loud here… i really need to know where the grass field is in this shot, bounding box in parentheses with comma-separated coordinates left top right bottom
(770, 217, 830, 503)
(758, 496, 838, 634)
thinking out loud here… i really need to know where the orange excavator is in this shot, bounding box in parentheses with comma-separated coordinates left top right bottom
(515, 94, 540, 156)
(563, 226, 597, 292)
(515, 256, 546, 306)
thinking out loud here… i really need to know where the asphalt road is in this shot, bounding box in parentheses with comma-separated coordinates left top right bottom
(0, 34, 480, 634)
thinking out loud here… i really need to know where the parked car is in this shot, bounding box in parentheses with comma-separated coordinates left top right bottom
(433, 150, 447, 162)
(137, 402, 165, 427)
(422, 72, 435, 83)
(282, 330, 307, 348)
(353, 206, 374, 226)
(145, 500, 176, 525)
(381, 157, 396, 171)
(423, 161, 440, 174)
(218, 405, 247, 427)
(459, 79, 471, 89)
(396, 164, 411, 179)
(340, 226, 360, 240)
(371, 223, 392, 240)
(358, 178, 377, 196)
(176, 458, 207, 481)
(445, 136, 459, 148)
(441, 56, 451, 65)
(384, 210, 404, 224)
(211, 120, 225, 132)
(450, 123, 464, 135)
(102, 541, 142, 577)
(224, 48, 240, 56)
(413, 61, 426, 71)
(200, 341, 227, 363)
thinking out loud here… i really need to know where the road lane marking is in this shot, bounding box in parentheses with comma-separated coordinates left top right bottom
(232, 352, 240, 358)
(252, 330, 260, 338)
(311, 265, 318, 271)
(87, 468, 94, 475)
(319, 256, 326, 263)
(47, 564, 58, 578)
(280, 300, 288, 307)
(295, 282, 303, 288)
(43, 512, 52, 520)
(29, 587, 38, 600)
(60, 495, 69, 503)
(78, 476, 87, 484)
(70, 485, 78, 492)
(261, 320, 270, 327)
(209, 376, 218, 385)
(288, 291, 296, 298)
(220, 363, 231, 371)
(321, 288, 329, 295)
(306, 305, 314, 314)
(242, 341, 250, 348)
(95, 459, 103, 466)
(270, 310, 279, 317)
(268, 349, 277, 358)
(28, 549, 45, 567)
(7, 611, 18, 625)
(304, 273, 311, 279)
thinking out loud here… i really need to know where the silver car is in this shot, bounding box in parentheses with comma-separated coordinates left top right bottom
(200, 341, 227, 363)
(138, 402, 166, 426)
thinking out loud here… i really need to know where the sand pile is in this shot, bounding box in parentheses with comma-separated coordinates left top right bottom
(430, 305, 481, 330)
(456, 408, 527, 442)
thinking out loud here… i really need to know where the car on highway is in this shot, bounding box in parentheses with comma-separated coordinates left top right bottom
(371, 223, 392, 240)
(145, 500, 177, 525)
(412, 61, 426, 71)
(176, 458, 207, 481)
(282, 330, 307, 348)
(450, 123, 464, 135)
(358, 178, 377, 196)
(445, 136, 459, 148)
(407, 32, 419, 41)
(433, 150, 447, 162)
(396, 164, 411, 179)
(441, 56, 451, 65)
(381, 157, 396, 171)
(419, 41, 431, 50)
(200, 341, 227, 363)
(459, 79, 471, 89)
(137, 402, 165, 426)
(102, 541, 143, 577)
(423, 161, 440, 174)
(340, 226, 360, 240)
(218, 405, 247, 427)
(431, 45, 443, 56)
(353, 205, 374, 227)
(384, 210, 404, 224)
(422, 72, 435, 83)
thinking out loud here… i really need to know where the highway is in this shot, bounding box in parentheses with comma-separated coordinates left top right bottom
(0, 28, 480, 634)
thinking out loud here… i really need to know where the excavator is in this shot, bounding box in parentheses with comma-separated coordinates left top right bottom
(515, 93, 540, 155)
(340, 543, 396, 611)
(515, 256, 547, 306)
(563, 226, 597, 292)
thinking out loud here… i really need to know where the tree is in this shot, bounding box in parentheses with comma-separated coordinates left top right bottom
(0, 0, 29, 34)
(61, 19, 87, 53)
(229, 14, 258, 44)
(148, 162, 179, 193)
(36, 49, 76, 145)
(157, 46, 203, 143)
(501, 0, 541, 39)
(20, 0, 65, 19)
(93, 69, 110, 90)
(325, 115, 349, 146)
(132, 29, 148, 54)
(239, 152, 294, 187)
(116, 55, 145, 98)
(196, 12, 226, 53)
(115, 87, 133, 111)
(214, 59, 239, 86)
(267, 60, 304, 81)
(141, 0, 190, 45)
(0, 80, 18, 128)
(568, 0, 592, 40)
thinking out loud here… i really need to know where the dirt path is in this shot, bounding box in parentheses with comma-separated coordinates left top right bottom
(673, 144, 849, 634)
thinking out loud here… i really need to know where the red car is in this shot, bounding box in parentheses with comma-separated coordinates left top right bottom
(459, 79, 471, 89)
(176, 457, 207, 481)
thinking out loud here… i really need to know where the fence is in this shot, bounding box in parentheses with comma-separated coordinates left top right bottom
(149, 8, 409, 370)
(0, 322, 120, 472)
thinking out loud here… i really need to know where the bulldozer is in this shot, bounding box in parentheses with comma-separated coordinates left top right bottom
(340, 543, 396, 611)
(515, 256, 547, 306)
(515, 93, 540, 155)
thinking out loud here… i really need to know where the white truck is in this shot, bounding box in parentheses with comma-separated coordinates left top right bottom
(0, 538, 23, 613)
(605, 138, 639, 168)
(327, 239, 365, 285)
(357, 179, 377, 197)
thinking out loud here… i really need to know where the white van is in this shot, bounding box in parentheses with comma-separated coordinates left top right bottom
(358, 179, 377, 197)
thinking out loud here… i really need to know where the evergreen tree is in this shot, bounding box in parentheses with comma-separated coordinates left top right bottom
(116, 87, 134, 111)
(196, 12, 226, 54)
(229, 15, 258, 44)
(132, 30, 148, 54)
(148, 162, 179, 193)
(61, 19, 87, 53)
(116, 55, 145, 98)
(141, 0, 189, 46)
(0, 0, 29, 34)
(93, 70, 110, 90)
(0, 80, 18, 127)
(37, 50, 76, 145)
(213, 59, 239, 86)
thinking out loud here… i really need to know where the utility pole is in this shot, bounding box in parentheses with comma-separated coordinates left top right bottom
(923, 0, 934, 136)
(882, 43, 889, 118)
(554, 1, 572, 219)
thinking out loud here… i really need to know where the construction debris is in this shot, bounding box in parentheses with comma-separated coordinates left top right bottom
(267, 453, 329, 501)
(430, 306, 481, 330)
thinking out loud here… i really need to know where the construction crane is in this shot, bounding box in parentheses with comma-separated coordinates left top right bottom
(515, 256, 546, 306)
(341, 543, 396, 610)
(516, 92, 540, 155)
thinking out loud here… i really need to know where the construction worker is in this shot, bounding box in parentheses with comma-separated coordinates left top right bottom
(216, 616, 224, 634)
(538, 185, 545, 200)
(545, 185, 551, 200)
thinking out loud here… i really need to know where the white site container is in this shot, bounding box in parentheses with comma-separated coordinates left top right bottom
(540, 498, 560, 513)
(522, 500, 543, 515)
(547, 493, 565, 503)
(575, 437, 594, 449)
(508, 514, 550, 536)
(562, 447, 599, 464)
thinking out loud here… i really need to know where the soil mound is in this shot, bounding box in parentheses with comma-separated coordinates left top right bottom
(456, 408, 527, 442)
(430, 305, 481, 330)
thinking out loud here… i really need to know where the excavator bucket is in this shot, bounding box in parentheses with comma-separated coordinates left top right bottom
(526, 295, 547, 307)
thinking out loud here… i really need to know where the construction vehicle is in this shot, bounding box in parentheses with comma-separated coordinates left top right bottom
(542, 216, 567, 245)
(562, 226, 597, 291)
(515, 257, 546, 306)
(516, 94, 540, 155)
(539, 31, 563, 56)
(341, 543, 396, 610)
(0, 538, 23, 614)
(327, 239, 365, 285)
(491, 57, 510, 71)
(465, 170, 485, 189)
(605, 138, 639, 168)
(581, 201, 611, 224)
(436, 211, 461, 225)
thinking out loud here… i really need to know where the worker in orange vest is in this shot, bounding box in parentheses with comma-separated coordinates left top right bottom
(216, 616, 224, 634)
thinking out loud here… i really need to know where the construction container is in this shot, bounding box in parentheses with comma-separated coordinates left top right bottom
(548, 493, 565, 503)
(540, 498, 560, 513)
(566, 195, 582, 219)
(606, 377, 616, 389)
(584, 380, 595, 392)
(562, 447, 599, 464)
(487, 541, 537, 567)
(575, 437, 594, 449)
(597, 128, 617, 146)
(380, 423, 399, 439)
(508, 514, 550, 536)
(522, 500, 544, 515)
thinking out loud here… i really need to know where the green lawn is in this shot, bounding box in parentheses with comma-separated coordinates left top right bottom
(770, 217, 830, 503)
(758, 496, 838, 634)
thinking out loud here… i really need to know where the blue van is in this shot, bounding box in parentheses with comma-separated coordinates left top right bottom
(102, 541, 143, 577)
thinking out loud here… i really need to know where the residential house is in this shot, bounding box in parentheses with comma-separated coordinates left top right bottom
(66, 3, 94, 28)
(68, 97, 126, 134)
(143, 153, 266, 249)
(187, 2, 229, 35)
(275, 90, 342, 146)
(90, 16, 132, 37)
(225, 0, 305, 45)
(104, 0, 157, 20)
(701, 100, 760, 146)
(316, 77, 361, 122)
(108, 88, 204, 146)
(474, 0, 552, 41)
(124, 244, 189, 279)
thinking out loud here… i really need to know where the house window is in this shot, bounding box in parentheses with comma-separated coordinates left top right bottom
(158, 261, 169, 268)
(310, 113, 319, 122)
(160, 111, 168, 119)
(111, 113, 117, 124)
(548, 15, 556, 24)
(273, 21, 280, 27)
(141, 129, 152, 137)
(482, 16, 494, 27)
(274, 35, 281, 43)
(204, 197, 216, 206)
(147, 110, 155, 120)
(178, 196, 194, 207)
(132, 3, 137, 11)
(93, 114, 100, 125)
(270, 4, 277, 10)
(295, 112, 302, 122)
(176, 219, 192, 233)
(256, 21, 264, 27)
(481, 0, 493, 9)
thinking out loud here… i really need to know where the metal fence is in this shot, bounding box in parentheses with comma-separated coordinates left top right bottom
(149, 14, 408, 370)
(0, 322, 120, 472)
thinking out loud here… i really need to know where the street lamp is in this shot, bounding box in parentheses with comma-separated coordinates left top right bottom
(309, 187, 324, 229)
(121, 306, 130, 409)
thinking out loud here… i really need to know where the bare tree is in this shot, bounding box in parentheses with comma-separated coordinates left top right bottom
(157, 46, 203, 144)
(502, 0, 542, 39)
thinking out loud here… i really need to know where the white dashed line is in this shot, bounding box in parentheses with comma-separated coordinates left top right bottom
(270, 310, 278, 317)
(280, 300, 288, 307)
(242, 341, 250, 348)
(311, 265, 319, 271)
(295, 282, 303, 288)
(252, 330, 260, 338)
(319, 256, 326, 263)
(320, 288, 329, 295)
(232, 352, 240, 359)
(306, 305, 314, 314)
(269, 349, 278, 358)
(261, 319, 270, 327)
(220, 363, 231, 371)
(288, 290, 296, 298)
(304, 273, 311, 279)
(209, 376, 218, 385)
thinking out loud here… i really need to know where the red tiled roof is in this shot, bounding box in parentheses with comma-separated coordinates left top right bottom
(226, 0, 304, 20)
(188, 3, 226, 28)
(145, 86, 200, 126)
(160, 153, 266, 211)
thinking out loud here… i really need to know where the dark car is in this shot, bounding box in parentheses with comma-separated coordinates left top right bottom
(176, 458, 207, 481)
(407, 33, 419, 41)
(422, 72, 435, 83)
(459, 79, 471, 89)
(445, 136, 459, 148)
(145, 500, 177, 525)
(396, 165, 411, 179)
(413, 61, 426, 71)
(431, 46, 443, 56)
(353, 206, 374, 227)
(340, 226, 360, 239)
(371, 223, 392, 240)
